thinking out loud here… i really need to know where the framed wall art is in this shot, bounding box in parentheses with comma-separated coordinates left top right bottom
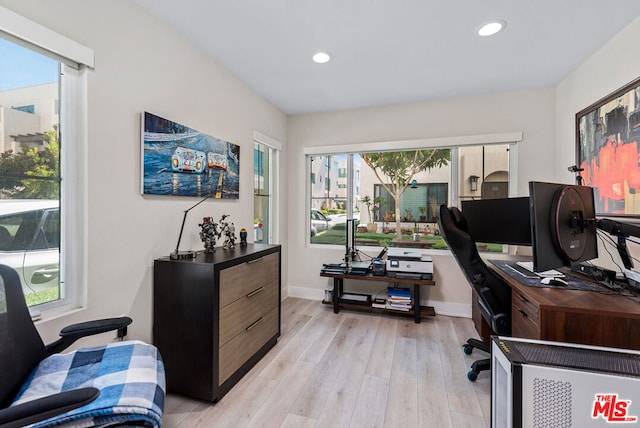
(576, 77, 640, 216)
(141, 112, 240, 198)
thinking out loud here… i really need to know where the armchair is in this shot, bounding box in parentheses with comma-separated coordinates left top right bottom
(0, 264, 165, 427)
(438, 205, 512, 381)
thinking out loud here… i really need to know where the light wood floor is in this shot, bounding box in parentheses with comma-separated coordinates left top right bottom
(162, 297, 491, 428)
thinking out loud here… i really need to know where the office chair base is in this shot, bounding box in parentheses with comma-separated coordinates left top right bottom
(463, 338, 490, 355)
(467, 358, 490, 382)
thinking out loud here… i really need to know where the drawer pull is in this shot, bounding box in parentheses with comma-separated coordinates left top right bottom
(517, 294, 529, 303)
(245, 317, 264, 332)
(518, 309, 528, 318)
(245, 286, 264, 299)
(247, 258, 263, 265)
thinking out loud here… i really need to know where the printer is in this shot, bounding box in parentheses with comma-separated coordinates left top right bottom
(386, 249, 433, 280)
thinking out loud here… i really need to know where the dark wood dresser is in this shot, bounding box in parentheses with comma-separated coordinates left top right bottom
(153, 244, 281, 402)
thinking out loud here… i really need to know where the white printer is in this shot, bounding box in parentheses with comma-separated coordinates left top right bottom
(386, 249, 433, 280)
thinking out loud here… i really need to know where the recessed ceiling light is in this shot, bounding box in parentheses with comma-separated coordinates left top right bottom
(312, 52, 331, 64)
(477, 20, 506, 37)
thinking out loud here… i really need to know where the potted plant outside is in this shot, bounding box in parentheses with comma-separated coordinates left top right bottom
(418, 206, 427, 222)
(404, 208, 413, 222)
(360, 195, 378, 232)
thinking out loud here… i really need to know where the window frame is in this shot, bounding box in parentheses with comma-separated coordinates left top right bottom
(1, 6, 93, 313)
(304, 132, 522, 248)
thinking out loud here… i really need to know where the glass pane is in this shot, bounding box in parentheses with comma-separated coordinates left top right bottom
(310, 154, 348, 246)
(0, 37, 61, 306)
(309, 149, 452, 250)
(254, 142, 270, 243)
(359, 150, 450, 249)
(458, 144, 510, 252)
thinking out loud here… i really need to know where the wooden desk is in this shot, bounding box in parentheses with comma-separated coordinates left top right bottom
(489, 261, 640, 350)
(320, 271, 435, 323)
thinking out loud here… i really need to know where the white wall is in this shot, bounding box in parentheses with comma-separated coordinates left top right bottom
(0, 0, 288, 344)
(555, 16, 640, 271)
(556, 17, 640, 180)
(287, 89, 556, 317)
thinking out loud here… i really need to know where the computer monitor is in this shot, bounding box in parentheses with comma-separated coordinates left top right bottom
(529, 181, 598, 272)
(462, 197, 532, 245)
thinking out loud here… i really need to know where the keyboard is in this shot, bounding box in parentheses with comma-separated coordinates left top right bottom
(516, 261, 565, 278)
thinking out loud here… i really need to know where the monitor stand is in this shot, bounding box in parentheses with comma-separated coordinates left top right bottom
(571, 262, 622, 291)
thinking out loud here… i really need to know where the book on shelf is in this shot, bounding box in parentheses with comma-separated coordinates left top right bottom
(388, 296, 411, 303)
(386, 301, 411, 311)
(387, 287, 411, 298)
(371, 297, 387, 309)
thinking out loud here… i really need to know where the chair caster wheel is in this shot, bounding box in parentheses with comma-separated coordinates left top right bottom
(463, 344, 473, 355)
(467, 370, 478, 381)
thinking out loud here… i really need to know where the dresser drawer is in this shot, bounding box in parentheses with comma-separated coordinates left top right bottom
(219, 306, 279, 385)
(219, 252, 279, 308)
(219, 279, 279, 346)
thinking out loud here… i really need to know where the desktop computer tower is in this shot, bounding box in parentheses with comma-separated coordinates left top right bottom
(491, 336, 640, 427)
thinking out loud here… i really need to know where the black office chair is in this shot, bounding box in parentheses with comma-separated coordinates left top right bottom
(438, 205, 512, 381)
(0, 264, 165, 427)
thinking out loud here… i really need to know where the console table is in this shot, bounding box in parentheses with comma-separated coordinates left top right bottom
(320, 271, 435, 323)
(489, 261, 640, 350)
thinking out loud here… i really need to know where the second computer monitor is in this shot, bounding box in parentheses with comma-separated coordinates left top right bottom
(529, 181, 598, 272)
(461, 197, 532, 245)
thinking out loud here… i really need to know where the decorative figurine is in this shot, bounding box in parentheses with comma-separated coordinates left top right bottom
(199, 214, 237, 251)
(222, 221, 237, 249)
(239, 228, 248, 247)
(199, 216, 221, 253)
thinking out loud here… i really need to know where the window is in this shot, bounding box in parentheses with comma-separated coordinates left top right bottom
(0, 38, 61, 307)
(0, 9, 92, 310)
(308, 142, 515, 250)
(253, 132, 280, 244)
(254, 141, 270, 243)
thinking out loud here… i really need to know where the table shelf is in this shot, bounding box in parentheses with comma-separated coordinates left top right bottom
(321, 299, 435, 319)
(320, 271, 436, 323)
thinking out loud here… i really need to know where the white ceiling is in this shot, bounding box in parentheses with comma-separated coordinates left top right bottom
(133, 1, 640, 115)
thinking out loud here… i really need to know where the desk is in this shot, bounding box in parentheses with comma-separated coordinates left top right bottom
(489, 261, 640, 350)
(320, 271, 435, 323)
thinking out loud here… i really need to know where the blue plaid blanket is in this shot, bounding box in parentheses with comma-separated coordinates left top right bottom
(11, 340, 165, 427)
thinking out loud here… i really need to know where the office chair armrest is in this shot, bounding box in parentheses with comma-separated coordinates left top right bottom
(0, 387, 99, 428)
(45, 317, 132, 355)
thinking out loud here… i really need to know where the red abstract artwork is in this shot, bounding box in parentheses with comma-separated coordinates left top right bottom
(577, 78, 640, 216)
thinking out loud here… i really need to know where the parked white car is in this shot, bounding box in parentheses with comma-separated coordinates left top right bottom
(311, 209, 332, 236)
(0, 200, 59, 295)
